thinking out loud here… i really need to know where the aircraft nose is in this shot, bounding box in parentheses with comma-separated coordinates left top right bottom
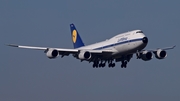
(142, 37, 148, 43)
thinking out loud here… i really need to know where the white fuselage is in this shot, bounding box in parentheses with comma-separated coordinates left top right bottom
(78, 30, 147, 58)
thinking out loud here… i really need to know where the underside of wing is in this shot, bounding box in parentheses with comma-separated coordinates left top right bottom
(143, 45, 176, 52)
(7, 44, 47, 50)
(7, 44, 116, 60)
(137, 45, 176, 61)
(7, 44, 79, 58)
(75, 49, 117, 62)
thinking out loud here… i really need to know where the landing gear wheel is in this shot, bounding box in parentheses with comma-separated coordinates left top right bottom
(121, 61, 127, 68)
(93, 61, 99, 68)
(121, 64, 123, 68)
(99, 63, 102, 68)
(93, 64, 95, 68)
(102, 63, 105, 67)
(124, 61, 127, 68)
(96, 65, 98, 68)
(108, 64, 111, 68)
(112, 63, 115, 67)
(108, 63, 115, 68)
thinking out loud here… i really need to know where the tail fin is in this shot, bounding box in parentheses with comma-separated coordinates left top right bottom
(70, 24, 85, 48)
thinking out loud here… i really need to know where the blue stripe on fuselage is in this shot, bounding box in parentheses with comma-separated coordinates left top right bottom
(94, 38, 143, 50)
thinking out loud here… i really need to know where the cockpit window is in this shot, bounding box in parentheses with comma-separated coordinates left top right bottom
(136, 31, 143, 33)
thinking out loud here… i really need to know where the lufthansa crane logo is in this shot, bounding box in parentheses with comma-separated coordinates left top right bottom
(72, 30, 77, 43)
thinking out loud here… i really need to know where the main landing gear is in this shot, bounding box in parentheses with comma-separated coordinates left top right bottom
(121, 60, 127, 68)
(92, 60, 129, 68)
(92, 60, 115, 68)
(108, 60, 115, 68)
(93, 61, 105, 68)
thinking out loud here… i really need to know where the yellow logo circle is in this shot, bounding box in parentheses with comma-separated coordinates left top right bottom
(72, 30, 77, 43)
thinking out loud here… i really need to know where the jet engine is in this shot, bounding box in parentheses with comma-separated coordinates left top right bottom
(154, 49, 167, 59)
(46, 48, 59, 59)
(141, 51, 153, 61)
(78, 51, 91, 60)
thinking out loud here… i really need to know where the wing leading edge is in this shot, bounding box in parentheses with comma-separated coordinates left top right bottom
(143, 45, 176, 52)
(7, 44, 115, 56)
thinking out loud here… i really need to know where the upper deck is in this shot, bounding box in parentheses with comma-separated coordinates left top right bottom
(78, 30, 145, 50)
(109, 30, 143, 40)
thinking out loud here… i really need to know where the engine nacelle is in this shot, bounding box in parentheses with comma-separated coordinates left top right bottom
(46, 48, 59, 59)
(141, 51, 153, 61)
(154, 49, 167, 59)
(78, 51, 91, 60)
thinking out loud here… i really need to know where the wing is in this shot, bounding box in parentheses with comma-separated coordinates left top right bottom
(142, 45, 176, 52)
(7, 44, 115, 57)
(136, 45, 176, 60)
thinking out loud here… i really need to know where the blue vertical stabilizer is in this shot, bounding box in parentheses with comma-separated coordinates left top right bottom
(70, 24, 85, 48)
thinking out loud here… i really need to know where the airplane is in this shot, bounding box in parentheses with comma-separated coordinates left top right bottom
(8, 23, 176, 68)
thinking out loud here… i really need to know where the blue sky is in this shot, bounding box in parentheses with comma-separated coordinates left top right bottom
(0, 0, 179, 101)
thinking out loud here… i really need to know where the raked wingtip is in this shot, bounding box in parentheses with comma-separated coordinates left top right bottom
(6, 44, 19, 47)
